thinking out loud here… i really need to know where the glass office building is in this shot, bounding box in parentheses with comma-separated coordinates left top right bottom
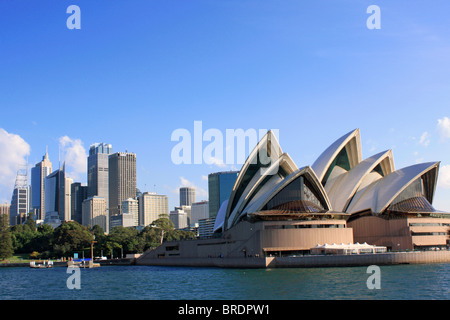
(87, 143, 113, 210)
(208, 171, 239, 218)
(31, 152, 52, 221)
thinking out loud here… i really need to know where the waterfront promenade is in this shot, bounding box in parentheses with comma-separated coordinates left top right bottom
(0, 258, 135, 268)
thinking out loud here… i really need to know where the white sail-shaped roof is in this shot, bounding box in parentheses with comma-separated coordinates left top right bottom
(312, 128, 362, 185)
(213, 199, 228, 233)
(241, 166, 332, 216)
(224, 130, 283, 230)
(326, 150, 395, 212)
(226, 153, 298, 225)
(346, 161, 440, 215)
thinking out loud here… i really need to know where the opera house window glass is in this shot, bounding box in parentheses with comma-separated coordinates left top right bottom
(387, 178, 436, 214)
(264, 176, 325, 213)
(322, 148, 351, 185)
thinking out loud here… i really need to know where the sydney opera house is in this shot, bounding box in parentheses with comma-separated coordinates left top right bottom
(137, 129, 450, 266)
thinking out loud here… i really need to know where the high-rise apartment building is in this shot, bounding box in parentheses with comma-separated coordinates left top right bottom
(82, 196, 108, 233)
(180, 187, 196, 206)
(31, 152, 52, 221)
(71, 182, 88, 224)
(108, 152, 136, 217)
(87, 143, 113, 210)
(138, 192, 169, 227)
(208, 171, 239, 218)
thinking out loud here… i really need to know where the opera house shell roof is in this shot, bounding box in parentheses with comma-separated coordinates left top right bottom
(215, 129, 444, 233)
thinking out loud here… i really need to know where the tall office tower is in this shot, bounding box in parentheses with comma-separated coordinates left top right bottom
(82, 196, 108, 233)
(169, 206, 189, 229)
(31, 152, 52, 221)
(191, 201, 209, 225)
(138, 192, 169, 227)
(121, 198, 139, 216)
(10, 167, 29, 226)
(71, 182, 88, 224)
(208, 171, 239, 218)
(64, 177, 73, 222)
(180, 187, 196, 206)
(87, 143, 113, 211)
(108, 152, 136, 217)
(110, 198, 139, 229)
(44, 164, 70, 227)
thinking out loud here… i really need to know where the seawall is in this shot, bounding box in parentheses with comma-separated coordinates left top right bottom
(136, 251, 450, 268)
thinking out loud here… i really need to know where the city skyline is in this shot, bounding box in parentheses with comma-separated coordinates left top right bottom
(1, 1, 450, 214)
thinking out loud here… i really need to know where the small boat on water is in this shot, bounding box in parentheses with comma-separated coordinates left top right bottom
(30, 260, 54, 268)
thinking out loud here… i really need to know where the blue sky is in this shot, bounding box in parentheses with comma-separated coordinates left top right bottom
(1, 1, 450, 211)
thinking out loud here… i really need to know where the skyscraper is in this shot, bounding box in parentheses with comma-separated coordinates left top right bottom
(179, 187, 196, 206)
(208, 171, 239, 218)
(71, 182, 88, 224)
(31, 152, 52, 221)
(169, 207, 189, 229)
(191, 200, 209, 225)
(10, 166, 29, 226)
(82, 196, 108, 232)
(138, 192, 169, 227)
(64, 176, 73, 222)
(44, 164, 70, 227)
(87, 143, 113, 210)
(108, 152, 136, 217)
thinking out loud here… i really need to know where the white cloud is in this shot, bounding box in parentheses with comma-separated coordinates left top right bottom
(205, 156, 228, 168)
(59, 136, 87, 181)
(438, 165, 450, 189)
(0, 128, 30, 202)
(419, 131, 431, 147)
(437, 117, 450, 140)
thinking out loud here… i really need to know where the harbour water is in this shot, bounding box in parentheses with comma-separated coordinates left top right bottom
(1, 263, 449, 300)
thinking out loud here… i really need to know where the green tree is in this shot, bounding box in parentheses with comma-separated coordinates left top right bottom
(10, 223, 38, 253)
(167, 229, 196, 242)
(150, 216, 175, 243)
(139, 226, 163, 251)
(53, 221, 93, 257)
(91, 224, 106, 241)
(107, 226, 141, 257)
(90, 225, 107, 257)
(24, 214, 37, 231)
(33, 224, 54, 253)
(0, 214, 13, 260)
